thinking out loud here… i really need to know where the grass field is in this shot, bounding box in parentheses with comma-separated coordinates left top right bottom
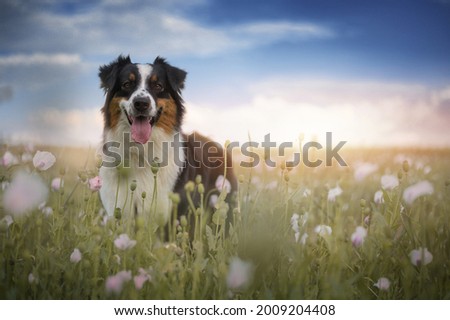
(1, 144, 449, 299)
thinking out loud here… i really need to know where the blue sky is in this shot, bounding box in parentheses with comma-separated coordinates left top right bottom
(0, 0, 449, 146)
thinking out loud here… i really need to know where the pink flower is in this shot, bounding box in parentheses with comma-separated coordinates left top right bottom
(70, 248, 82, 264)
(114, 233, 137, 250)
(3, 171, 49, 217)
(88, 176, 102, 192)
(327, 186, 342, 202)
(374, 277, 391, 291)
(133, 268, 151, 290)
(403, 181, 434, 205)
(1, 151, 18, 167)
(51, 177, 63, 191)
(105, 270, 132, 295)
(409, 247, 433, 266)
(33, 151, 56, 171)
(351, 226, 367, 247)
(226, 257, 253, 291)
(215, 175, 231, 194)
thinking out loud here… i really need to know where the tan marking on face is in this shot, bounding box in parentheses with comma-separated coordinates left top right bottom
(109, 97, 124, 129)
(129, 73, 136, 82)
(156, 97, 177, 134)
(150, 74, 158, 82)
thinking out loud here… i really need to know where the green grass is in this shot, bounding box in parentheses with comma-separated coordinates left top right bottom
(1, 145, 449, 299)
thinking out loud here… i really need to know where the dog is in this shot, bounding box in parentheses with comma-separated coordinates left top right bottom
(98, 55, 236, 227)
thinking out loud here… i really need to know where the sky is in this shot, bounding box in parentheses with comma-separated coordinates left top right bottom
(0, 0, 450, 147)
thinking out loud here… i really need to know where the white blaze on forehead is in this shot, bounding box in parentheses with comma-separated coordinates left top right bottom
(137, 64, 152, 88)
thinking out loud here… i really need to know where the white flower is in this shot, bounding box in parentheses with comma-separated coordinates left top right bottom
(226, 257, 253, 291)
(215, 175, 231, 194)
(1, 181, 10, 191)
(3, 171, 49, 217)
(409, 247, 433, 266)
(41, 206, 53, 217)
(51, 177, 63, 191)
(374, 277, 391, 291)
(302, 188, 311, 197)
(21, 152, 33, 163)
(0, 215, 14, 230)
(403, 181, 434, 205)
(381, 175, 399, 190)
(290, 213, 300, 233)
(114, 234, 137, 250)
(105, 270, 132, 295)
(70, 248, 82, 264)
(1, 151, 18, 167)
(209, 194, 218, 207)
(374, 190, 384, 204)
(33, 151, 56, 171)
(327, 186, 342, 202)
(314, 224, 332, 237)
(295, 232, 308, 245)
(354, 163, 378, 182)
(28, 273, 38, 284)
(351, 226, 367, 247)
(265, 181, 278, 190)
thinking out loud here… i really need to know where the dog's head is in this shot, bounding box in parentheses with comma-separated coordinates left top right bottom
(99, 55, 187, 144)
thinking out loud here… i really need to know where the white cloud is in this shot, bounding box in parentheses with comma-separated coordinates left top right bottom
(3, 3, 335, 58)
(234, 21, 334, 40)
(184, 79, 450, 147)
(0, 53, 81, 67)
(13, 107, 104, 146)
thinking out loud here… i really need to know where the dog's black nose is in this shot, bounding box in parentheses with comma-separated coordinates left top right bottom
(133, 97, 150, 112)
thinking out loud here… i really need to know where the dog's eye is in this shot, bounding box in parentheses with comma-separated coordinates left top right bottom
(154, 83, 163, 92)
(122, 81, 133, 90)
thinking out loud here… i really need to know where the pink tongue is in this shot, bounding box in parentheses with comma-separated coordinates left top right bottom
(131, 117, 152, 144)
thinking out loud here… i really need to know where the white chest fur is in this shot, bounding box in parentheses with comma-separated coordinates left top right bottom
(99, 125, 184, 226)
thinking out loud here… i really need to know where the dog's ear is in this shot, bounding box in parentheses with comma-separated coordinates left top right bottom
(99, 55, 131, 93)
(154, 56, 187, 94)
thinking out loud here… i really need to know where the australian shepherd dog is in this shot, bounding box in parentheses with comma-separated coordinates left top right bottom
(98, 55, 236, 228)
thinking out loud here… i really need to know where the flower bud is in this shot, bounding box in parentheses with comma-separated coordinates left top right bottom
(238, 174, 245, 184)
(180, 215, 188, 228)
(78, 171, 87, 183)
(150, 158, 160, 175)
(114, 207, 122, 220)
(170, 192, 181, 204)
(141, 191, 146, 199)
(195, 174, 202, 184)
(360, 199, 366, 208)
(397, 170, 403, 180)
(402, 160, 410, 173)
(184, 181, 195, 193)
(95, 155, 103, 169)
(130, 179, 137, 191)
